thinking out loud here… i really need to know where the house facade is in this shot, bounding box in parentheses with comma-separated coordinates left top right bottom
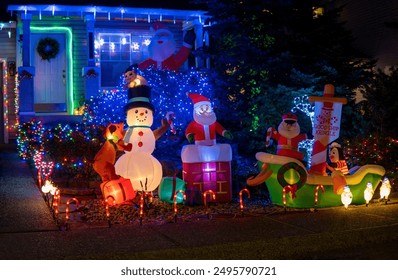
(0, 20, 16, 143)
(1, 4, 209, 143)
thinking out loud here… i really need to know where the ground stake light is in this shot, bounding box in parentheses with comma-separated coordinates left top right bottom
(65, 197, 79, 230)
(314, 184, 325, 209)
(41, 180, 53, 194)
(239, 188, 250, 215)
(282, 185, 293, 213)
(139, 192, 154, 225)
(364, 182, 374, 207)
(173, 190, 186, 223)
(105, 198, 116, 228)
(52, 189, 60, 221)
(380, 177, 391, 204)
(33, 151, 43, 186)
(203, 190, 216, 219)
(341, 186, 353, 209)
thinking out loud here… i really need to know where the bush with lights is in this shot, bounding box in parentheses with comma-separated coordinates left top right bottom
(17, 120, 45, 160)
(343, 135, 398, 191)
(17, 68, 222, 185)
(83, 68, 221, 168)
(84, 68, 217, 130)
(17, 121, 103, 185)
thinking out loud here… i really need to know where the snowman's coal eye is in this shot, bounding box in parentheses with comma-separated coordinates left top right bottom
(145, 110, 148, 114)
(135, 110, 138, 114)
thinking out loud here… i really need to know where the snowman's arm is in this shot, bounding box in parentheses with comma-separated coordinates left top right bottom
(153, 118, 170, 140)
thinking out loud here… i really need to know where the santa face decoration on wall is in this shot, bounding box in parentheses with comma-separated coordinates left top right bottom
(149, 29, 177, 62)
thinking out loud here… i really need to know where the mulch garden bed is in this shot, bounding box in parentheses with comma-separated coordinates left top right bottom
(46, 186, 280, 230)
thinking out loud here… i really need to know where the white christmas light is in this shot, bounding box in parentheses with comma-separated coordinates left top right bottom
(364, 181, 374, 206)
(380, 177, 391, 203)
(41, 180, 54, 194)
(341, 185, 353, 209)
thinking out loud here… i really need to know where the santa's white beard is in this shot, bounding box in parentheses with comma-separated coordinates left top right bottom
(149, 40, 176, 62)
(278, 122, 300, 139)
(194, 112, 217, 126)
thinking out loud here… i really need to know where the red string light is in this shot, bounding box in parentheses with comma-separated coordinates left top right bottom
(239, 188, 250, 212)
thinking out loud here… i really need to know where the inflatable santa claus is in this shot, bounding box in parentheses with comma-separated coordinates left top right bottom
(181, 93, 234, 203)
(266, 112, 307, 160)
(182, 93, 232, 162)
(138, 22, 196, 71)
(185, 93, 232, 145)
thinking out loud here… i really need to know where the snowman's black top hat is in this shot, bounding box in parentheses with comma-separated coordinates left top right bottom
(124, 85, 155, 113)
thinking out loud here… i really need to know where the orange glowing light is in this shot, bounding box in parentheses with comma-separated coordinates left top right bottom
(53, 189, 60, 217)
(65, 197, 79, 221)
(314, 184, 324, 208)
(239, 188, 250, 212)
(282, 185, 292, 210)
(203, 190, 216, 217)
(173, 190, 187, 215)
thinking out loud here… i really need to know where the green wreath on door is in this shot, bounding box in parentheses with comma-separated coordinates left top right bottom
(37, 37, 60, 61)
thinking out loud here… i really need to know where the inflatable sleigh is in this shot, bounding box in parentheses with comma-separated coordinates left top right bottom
(247, 152, 385, 208)
(247, 84, 387, 209)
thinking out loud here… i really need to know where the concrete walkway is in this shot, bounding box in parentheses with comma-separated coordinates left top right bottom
(0, 144, 58, 234)
(1, 143, 398, 260)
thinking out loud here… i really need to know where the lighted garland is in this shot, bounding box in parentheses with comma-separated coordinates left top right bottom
(36, 37, 60, 61)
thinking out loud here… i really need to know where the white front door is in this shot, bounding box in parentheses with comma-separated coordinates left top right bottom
(31, 33, 67, 113)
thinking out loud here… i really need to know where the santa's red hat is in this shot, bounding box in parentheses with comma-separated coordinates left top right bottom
(282, 112, 298, 121)
(151, 22, 172, 36)
(187, 93, 211, 108)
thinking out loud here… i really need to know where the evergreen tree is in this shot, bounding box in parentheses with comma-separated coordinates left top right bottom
(358, 66, 398, 139)
(196, 0, 375, 156)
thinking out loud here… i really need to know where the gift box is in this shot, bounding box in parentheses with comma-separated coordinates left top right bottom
(100, 177, 136, 204)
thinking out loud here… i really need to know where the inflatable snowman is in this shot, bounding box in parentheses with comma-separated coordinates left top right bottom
(115, 85, 165, 192)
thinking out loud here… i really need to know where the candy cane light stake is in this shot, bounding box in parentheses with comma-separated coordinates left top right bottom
(314, 184, 324, 209)
(282, 185, 293, 213)
(105, 197, 116, 228)
(65, 198, 79, 231)
(239, 188, 250, 215)
(173, 190, 186, 223)
(203, 190, 216, 219)
(139, 192, 154, 226)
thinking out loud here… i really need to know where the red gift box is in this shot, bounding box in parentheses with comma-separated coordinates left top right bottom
(100, 177, 136, 204)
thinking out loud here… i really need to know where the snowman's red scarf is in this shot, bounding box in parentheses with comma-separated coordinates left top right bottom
(123, 125, 151, 143)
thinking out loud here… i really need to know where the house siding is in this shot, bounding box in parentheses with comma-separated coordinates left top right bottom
(0, 28, 17, 141)
(6, 5, 208, 129)
(29, 17, 186, 108)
